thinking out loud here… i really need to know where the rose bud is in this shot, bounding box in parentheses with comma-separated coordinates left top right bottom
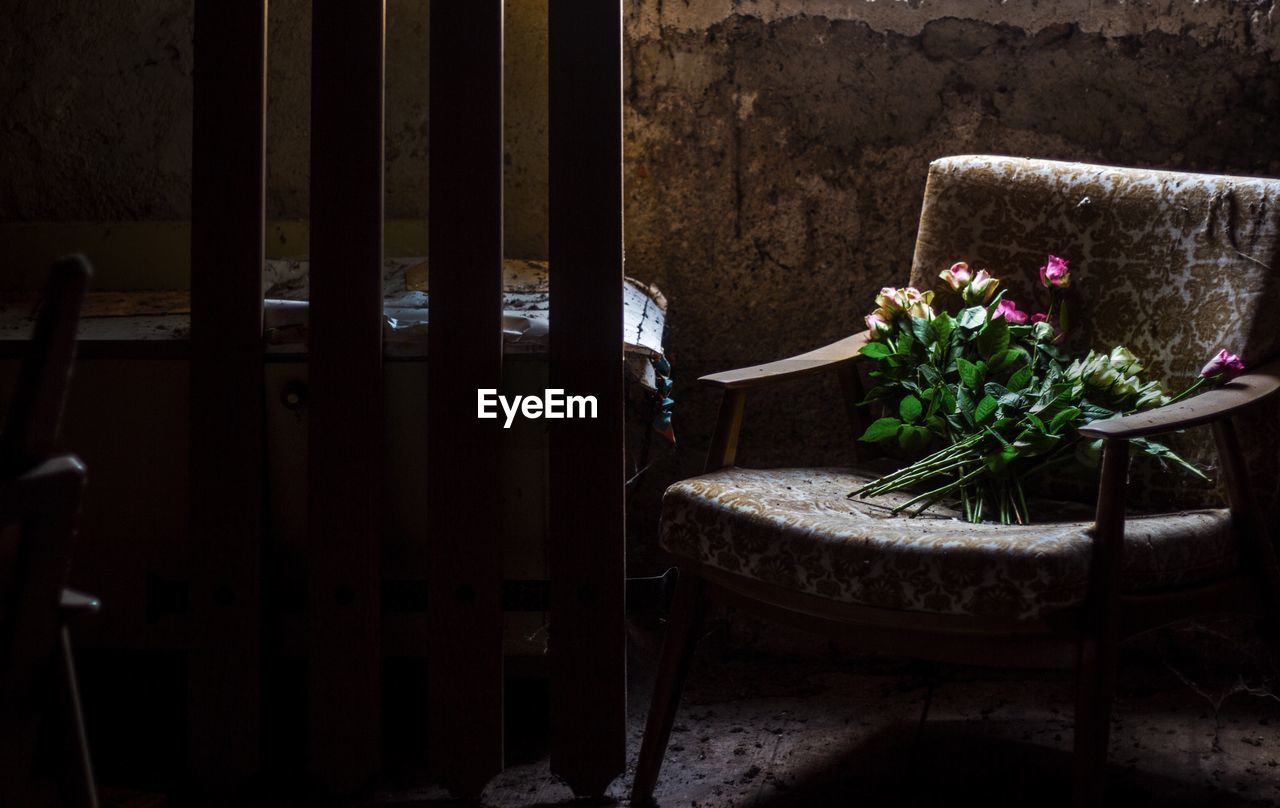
(962, 269, 1000, 305)
(1039, 255, 1071, 288)
(1200, 349, 1245, 381)
(865, 310, 893, 339)
(939, 262, 972, 291)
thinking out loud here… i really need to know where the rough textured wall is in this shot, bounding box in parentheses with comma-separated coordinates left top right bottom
(5, 0, 1280, 553)
(622, 1, 1280, 533)
(0, 0, 550, 258)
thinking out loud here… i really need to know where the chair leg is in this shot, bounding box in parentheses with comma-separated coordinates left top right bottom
(58, 627, 98, 808)
(1071, 633, 1118, 808)
(1071, 438, 1126, 807)
(1212, 420, 1280, 647)
(631, 569, 707, 804)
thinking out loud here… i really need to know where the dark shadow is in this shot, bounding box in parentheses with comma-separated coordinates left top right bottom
(739, 720, 1258, 808)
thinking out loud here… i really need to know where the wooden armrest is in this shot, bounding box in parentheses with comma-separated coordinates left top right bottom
(1079, 356, 1280, 439)
(699, 331, 870, 390)
(60, 588, 101, 621)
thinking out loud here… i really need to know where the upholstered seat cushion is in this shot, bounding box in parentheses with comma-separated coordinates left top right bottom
(660, 467, 1237, 621)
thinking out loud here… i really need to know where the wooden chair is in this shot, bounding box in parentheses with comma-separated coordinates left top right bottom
(632, 156, 1280, 806)
(0, 255, 99, 807)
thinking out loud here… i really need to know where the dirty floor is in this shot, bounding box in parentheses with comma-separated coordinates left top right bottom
(116, 616, 1280, 807)
(333, 615, 1280, 808)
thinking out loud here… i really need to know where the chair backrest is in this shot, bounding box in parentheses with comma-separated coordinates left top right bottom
(0, 255, 91, 473)
(907, 156, 1280, 511)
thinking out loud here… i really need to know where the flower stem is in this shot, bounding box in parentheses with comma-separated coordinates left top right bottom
(891, 466, 986, 515)
(1161, 375, 1208, 408)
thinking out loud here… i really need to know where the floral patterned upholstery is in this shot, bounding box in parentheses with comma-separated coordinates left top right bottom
(661, 467, 1237, 621)
(909, 156, 1280, 514)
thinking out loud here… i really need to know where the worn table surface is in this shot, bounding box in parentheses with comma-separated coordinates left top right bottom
(0, 258, 667, 367)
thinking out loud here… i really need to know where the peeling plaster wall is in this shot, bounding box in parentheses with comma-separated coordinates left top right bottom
(4, 0, 1280, 553)
(622, 1, 1280, 523)
(0, 0, 550, 259)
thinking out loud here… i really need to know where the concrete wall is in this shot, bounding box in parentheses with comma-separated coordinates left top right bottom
(0, 0, 550, 259)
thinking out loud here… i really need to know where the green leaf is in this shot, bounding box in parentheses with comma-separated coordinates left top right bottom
(1080, 403, 1113, 422)
(987, 347, 1025, 374)
(957, 306, 987, 330)
(975, 394, 999, 425)
(1049, 406, 1082, 433)
(859, 417, 902, 443)
(956, 357, 981, 389)
(985, 382, 1024, 410)
(898, 424, 931, 453)
(862, 342, 894, 360)
(899, 395, 923, 423)
(984, 382, 1011, 400)
(976, 317, 1010, 360)
(956, 386, 976, 424)
(910, 316, 934, 347)
(1075, 437, 1103, 468)
(984, 425, 1012, 448)
(1007, 365, 1034, 392)
(932, 312, 955, 345)
(897, 330, 915, 355)
(941, 386, 957, 415)
(918, 364, 943, 386)
(1133, 438, 1210, 480)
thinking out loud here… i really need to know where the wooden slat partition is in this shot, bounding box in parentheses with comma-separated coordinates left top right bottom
(189, 0, 267, 783)
(425, 0, 506, 798)
(307, 0, 386, 793)
(548, 0, 627, 797)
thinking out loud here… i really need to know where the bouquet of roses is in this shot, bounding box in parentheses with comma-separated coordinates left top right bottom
(852, 256, 1244, 524)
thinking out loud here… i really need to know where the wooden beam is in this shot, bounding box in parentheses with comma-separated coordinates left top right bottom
(307, 0, 386, 793)
(548, 0, 627, 798)
(425, 0, 506, 798)
(189, 0, 267, 784)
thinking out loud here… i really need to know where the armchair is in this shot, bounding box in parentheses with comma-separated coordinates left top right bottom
(632, 156, 1280, 806)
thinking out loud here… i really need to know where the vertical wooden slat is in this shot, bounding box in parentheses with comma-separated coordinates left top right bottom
(308, 0, 386, 793)
(189, 0, 267, 783)
(426, 0, 506, 798)
(548, 0, 627, 797)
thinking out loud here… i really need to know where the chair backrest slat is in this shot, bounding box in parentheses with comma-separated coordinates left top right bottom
(1, 255, 91, 472)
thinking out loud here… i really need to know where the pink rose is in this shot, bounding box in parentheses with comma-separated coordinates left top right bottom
(875, 287, 907, 312)
(902, 287, 935, 320)
(993, 298, 1029, 324)
(1200, 349, 1245, 381)
(939, 262, 972, 291)
(1029, 312, 1048, 324)
(865, 309, 893, 339)
(962, 269, 1000, 305)
(1039, 255, 1071, 289)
